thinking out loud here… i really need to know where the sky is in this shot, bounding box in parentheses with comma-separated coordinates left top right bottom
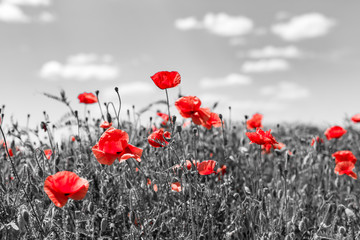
(0, 0, 360, 129)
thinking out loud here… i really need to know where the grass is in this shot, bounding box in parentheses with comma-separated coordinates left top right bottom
(0, 91, 360, 240)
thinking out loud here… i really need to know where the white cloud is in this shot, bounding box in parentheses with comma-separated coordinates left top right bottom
(38, 11, 55, 22)
(241, 59, 290, 73)
(260, 82, 310, 100)
(40, 54, 119, 81)
(272, 13, 335, 41)
(4, 0, 51, 6)
(174, 16, 201, 30)
(0, 3, 29, 23)
(200, 73, 252, 89)
(175, 13, 254, 37)
(248, 45, 302, 59)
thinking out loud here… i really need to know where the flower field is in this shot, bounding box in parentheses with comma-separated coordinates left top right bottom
(1, 72, 360, 239)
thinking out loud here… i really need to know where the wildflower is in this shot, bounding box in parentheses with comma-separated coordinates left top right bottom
(216, 165, 227, 176)
(150, 71, 181, 90)
(44, 171, 89, 208)
(246, 128, 278, 146)
(332, 150, 357, 179)
(92, 127, 142, 165)
(324, 126, 346, 140)
(247, 113, 263, 130)
(171, 182, 182, 192)
(197, 160, 216, 175)
(175, 96, 211, 126)
(351, 114, 360, 123)
(100, 121, 112, 129)
(334, 162, 357, 179)
(71, 136, 76, 142)
(147, 178, 151, 186)
(311, 136, 324, 146)
(153, 184, 158, 192)
(78, 92, 98, 104)
(44, 149, 52, 160)
(185, 160, 200, 170)
(202, 112, 222, 130)
(157, 112, 169, 125)
(148, 128, 171, 148)
(332, 151, 357, 165)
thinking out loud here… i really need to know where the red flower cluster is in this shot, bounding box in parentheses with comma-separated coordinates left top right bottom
(247, 113, 263, 130)
(175, 96, 221, 130)
(100, 121, 112, 129)
(246, 128, 278, 146)
(157, 112, 169, 125)
(148, 128, 171, 148)
(78, 92, 98, 104)
(171, 182, 182, 192)
(262, 142, 285, 154)
(311, 136, 324, 146)
(332, 151, 357, 179)
(351, 114, 360, 123)
(324, 126, 346, 140)
(197, 160, 216, 175)
(44, 149, 52, 160)
(151, 71, 181, 90)
(92, 127, 142, 165)
(44, 171, 89, 208)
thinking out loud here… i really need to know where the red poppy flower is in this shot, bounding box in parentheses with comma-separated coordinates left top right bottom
(171, 182, 182, 192)
(311, 136, 324, 146)
(153, 184, 158, 192)
(324, 126, 347, 140)
(100, 121, 112, 129)
(147, 178, 151, 186)
(247, 113, 263, 130)
(183, 121, 191, 128)
(78, 92, 98, 104)
(44, 171, 89, 208)
(175, 96, 212, 126)
(262, 143, 273, 154)
(157, 112, 169, 125)
(351, 114, 360, 123)
(71, 136, 76, 142)
(185, 160, 200, 170)
(197, 160, 217, 175)
(44, 149, 52, 160)
(7, 148, 13, 157)
(246, 128, 278, 146)
(150, 71, 181, 90)
(92, 127, 142, 165)
(216, 165, 227, 176)
(332, 151, 357, 165)
(148, 128, 171, 148)
(202, 112, 222, 130)
(334, 161, 357, 179)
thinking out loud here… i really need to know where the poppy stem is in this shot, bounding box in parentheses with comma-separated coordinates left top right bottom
(164, 89, 173, 130)
(0, 125, 45, 238)
(96, 93, 106, 121)
(115, 87, 122, 129)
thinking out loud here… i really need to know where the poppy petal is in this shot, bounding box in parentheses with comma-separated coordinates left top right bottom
(119, 144, 143, 163)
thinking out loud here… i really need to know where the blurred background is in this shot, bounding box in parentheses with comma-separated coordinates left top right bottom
(0, 0, 359, 129)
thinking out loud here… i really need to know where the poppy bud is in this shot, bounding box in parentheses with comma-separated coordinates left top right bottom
(37, 167, 43, 178)
(74, 110, 78, 118)
(244, 186, 251, 195)
(107, 113, 112, 123)
(176, 125, 182, 133)
(114, 87, 119, 92)
(172, 115, 176, 123)
(126, 179, 132, 189)
(95, 90, 99, 96)
(100, 218, 108, 232)
(22, 209, 30, 225)
(219, 114, 223, 120)
(244, 115, 248, 120)
(40, 122, 47, 132)
(149, 116, 152, 121)
(192, 128, 197, 134)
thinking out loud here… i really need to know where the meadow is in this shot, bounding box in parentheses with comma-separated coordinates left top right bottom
(1, 72, 360, 240)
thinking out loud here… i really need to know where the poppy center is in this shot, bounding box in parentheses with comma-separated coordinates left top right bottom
(116, 151, 122, 154)
(64, 193, 70, 196)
